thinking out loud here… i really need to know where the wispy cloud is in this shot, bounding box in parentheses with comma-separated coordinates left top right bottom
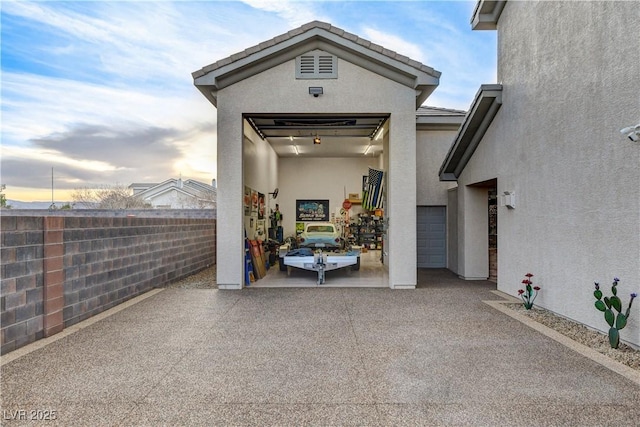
(240, 0, 329, 28)
(360, 26, 427, 64)
(1, 0, 496, 200)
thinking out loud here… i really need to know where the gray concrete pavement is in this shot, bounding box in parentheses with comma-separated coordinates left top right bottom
(2, 270, 639, 426)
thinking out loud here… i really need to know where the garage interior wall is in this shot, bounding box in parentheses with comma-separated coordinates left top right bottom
(243, 120, 278, 240)
(278, 157, 380, 238)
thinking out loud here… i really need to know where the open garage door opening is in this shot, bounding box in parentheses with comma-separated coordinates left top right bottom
(242, 113, 389, 287)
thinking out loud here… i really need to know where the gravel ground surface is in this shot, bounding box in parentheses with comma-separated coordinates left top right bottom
(507, 303, 639, 371)
(163, 265, 217, 289)
(162, 266, 639, 371)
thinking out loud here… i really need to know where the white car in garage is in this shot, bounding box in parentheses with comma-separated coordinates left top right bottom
(297, 222, 344, 251)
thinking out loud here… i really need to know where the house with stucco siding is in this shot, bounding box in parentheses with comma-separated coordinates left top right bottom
(130, 178, 217, 209)
(193, 0, 639, 348)
(441, 0, 639, 347)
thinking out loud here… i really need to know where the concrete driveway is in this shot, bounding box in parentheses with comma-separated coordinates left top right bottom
(2, 270, 639, 426)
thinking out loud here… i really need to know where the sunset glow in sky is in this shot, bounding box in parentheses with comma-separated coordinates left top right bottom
(1, 0, 496, 202)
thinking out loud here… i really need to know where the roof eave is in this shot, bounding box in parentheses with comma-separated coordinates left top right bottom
(195, 86, 218, 108)
(471, 0, 507, 30)
(193, 25, 440, 108)
(439, 84, 503, 181)
(415, 84, 438, 109)
(416, 115, 465, 131)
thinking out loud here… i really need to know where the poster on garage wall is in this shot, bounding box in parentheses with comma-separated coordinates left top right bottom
(258, 192, 265, 219)
(296, 200, 329, 221)
(251, 189, 258, 215)
(244, 186, 251, 216)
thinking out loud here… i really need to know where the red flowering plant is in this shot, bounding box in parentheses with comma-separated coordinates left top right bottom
(518, 273, 541, 309)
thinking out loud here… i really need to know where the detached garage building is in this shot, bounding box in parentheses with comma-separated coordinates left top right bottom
(193, 21, 463, 289)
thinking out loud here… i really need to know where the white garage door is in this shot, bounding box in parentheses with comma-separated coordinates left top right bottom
(417, 206, 446, 268)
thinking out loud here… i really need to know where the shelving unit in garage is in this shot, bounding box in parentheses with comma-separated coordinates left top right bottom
(355, 213, 383, 249)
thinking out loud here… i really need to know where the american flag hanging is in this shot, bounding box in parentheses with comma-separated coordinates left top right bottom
(363, 167, 384, 210)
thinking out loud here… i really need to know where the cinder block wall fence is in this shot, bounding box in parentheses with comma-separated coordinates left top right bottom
(1, 214, 216, 354)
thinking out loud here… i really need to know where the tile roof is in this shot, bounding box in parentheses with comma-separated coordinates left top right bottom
(416, 106, 467, 116)
(192, 20, 439, 79)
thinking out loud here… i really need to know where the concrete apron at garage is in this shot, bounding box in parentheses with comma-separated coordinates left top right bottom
(251, 250, 387, 288)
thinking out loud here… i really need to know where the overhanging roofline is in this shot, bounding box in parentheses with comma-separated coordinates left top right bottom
(416, 116, 465, 131)
(471, 0, 507, 30)
(416, 107, 466, 131)
(439, 84, 503, 181)
(193, 21, 440, 108)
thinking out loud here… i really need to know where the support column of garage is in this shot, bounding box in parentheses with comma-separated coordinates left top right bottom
(387, 112, 418, 289)
(216, 107, 245, 289)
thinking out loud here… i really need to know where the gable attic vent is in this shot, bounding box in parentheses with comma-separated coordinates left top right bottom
(296, 51, 337, 79)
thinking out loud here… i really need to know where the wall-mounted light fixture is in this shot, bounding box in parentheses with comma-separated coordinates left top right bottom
(500, 191, 516, 209)
(313, 134, 321, 145)
(309, 87, 323, 97)
(620, 123, 640, 142)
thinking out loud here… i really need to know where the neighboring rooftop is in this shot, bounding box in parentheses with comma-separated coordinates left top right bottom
(416, 106, 467, 131)
(416, 106, 467, 117)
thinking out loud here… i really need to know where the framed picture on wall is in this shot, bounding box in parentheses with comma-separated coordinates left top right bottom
(295, 200, 329, 221)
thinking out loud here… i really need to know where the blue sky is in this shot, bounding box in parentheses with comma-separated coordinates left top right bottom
(1, 0, 496, 201)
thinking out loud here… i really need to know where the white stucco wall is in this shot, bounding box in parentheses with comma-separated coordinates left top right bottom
(214, 98, 244, 289)
(278, 157, 378, 236)
(456, 185, 489, 280)
(458, 0, 640, 346)
(144, 190, 178, 208)
(416, 129, 457, 206)
(216, 56, 419, 288)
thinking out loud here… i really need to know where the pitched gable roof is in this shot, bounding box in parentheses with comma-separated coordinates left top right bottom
(193, 21, 440, 108)
(130, 178, 216, 200)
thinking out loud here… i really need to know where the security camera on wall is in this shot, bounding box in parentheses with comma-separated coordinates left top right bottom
(620, 123, 640, 142)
